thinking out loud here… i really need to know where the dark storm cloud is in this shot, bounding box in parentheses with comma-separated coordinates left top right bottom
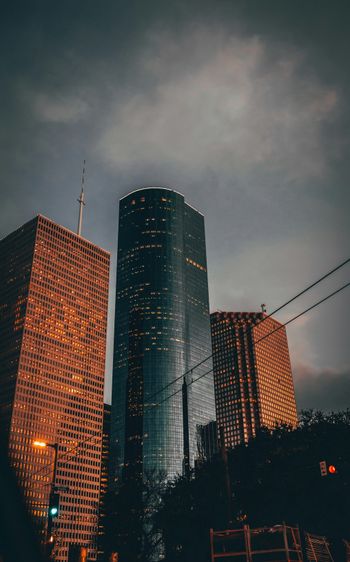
(1, 0, 349, 407)
(294, 364, 350, 412)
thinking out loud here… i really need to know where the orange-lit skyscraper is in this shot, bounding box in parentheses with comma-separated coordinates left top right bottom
(0, 215, 110, 561)
(211, 311, 297, 449)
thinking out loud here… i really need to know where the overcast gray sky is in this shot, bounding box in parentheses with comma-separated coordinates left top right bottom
(1, 0, 349, 410)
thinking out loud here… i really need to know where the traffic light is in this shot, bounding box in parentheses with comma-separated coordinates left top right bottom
(47, 491, 60, 536)
(319, 460, 327, 476)
(49, 491, 60, 518)
(319, 460, 337, 477)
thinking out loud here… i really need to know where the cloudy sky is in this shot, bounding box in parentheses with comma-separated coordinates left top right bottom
(1, 0, 349, 410)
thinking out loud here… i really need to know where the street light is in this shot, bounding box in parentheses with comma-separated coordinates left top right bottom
(33, 439, 59, 550)
(33, 440, 47, 448)
(32, 440, 58, 489)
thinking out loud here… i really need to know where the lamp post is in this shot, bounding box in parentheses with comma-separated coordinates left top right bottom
(32, 441, 58, 491)
(33, 440, 59, 555)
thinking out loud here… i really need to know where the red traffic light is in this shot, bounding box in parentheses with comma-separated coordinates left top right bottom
(319, 460, 327, 476)
(328, 465, 337, 474)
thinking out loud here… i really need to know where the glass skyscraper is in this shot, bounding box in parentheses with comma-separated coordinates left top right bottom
(111, 188, 215, 482)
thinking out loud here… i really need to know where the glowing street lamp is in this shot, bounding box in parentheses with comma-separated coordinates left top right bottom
(32, 440, 58, 487)
(33, 440, 60, 547)
(33, 440, 47, 448)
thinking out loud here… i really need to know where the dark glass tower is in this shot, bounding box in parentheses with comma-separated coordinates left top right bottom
(111, 188, 215, 482)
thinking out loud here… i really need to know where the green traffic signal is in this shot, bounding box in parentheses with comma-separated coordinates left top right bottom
(48, 492, 60, 518)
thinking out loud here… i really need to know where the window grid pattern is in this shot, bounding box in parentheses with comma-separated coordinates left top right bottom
(211, 312, 297, 450)
(111, 188, 215, 481)
(0, 215, 110, 562)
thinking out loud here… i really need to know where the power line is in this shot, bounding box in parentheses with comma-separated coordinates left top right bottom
(146, 355, 209, 402)
(262, 256, 350, 319)
(153, 367, 214, 408)
(158, 279, 350, 409)
(30, 429, 103, 483)
(31, 264, 350, 482)
(254, 281, 350, 346)
(146, 256, 350, 402)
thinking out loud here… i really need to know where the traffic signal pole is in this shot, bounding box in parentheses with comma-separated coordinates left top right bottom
(32, 440, 60, 557)
(51, 443, 58, 491)
(46, 443, 59, 558)
(182, 375, 190, 479)
(47, 443, 58, 525)
(219, 426, 233, 526)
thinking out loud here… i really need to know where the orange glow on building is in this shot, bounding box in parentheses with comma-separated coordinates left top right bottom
(33, 440, 47, 448)
(0, 215, 110, 561)
(211, 311, 298, 448)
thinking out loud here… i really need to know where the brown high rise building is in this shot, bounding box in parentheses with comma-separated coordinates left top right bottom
(0, 215, 110, 561)
(211, 311, 297, 449)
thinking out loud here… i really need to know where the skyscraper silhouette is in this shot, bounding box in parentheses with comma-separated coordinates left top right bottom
(111, 188, 215, 482)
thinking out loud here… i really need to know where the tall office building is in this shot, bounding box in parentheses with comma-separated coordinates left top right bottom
(111, 187, 215, 482)
(0, 215, 110, 562)
(211, 311, 297, 449)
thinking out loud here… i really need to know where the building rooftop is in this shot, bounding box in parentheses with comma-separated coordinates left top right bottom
(120, 186, 203, 216)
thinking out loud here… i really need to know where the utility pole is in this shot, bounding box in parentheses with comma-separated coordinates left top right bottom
(33, 440, 59, 556)
(219, 426, 232, 526)
(182, 373, 191, 478)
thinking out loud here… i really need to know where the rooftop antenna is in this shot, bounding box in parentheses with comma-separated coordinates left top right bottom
(77, 160, 86, 236)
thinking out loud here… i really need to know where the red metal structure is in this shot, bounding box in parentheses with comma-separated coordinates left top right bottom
(210, 525, 303, 562)
(210, 525, 341, 561)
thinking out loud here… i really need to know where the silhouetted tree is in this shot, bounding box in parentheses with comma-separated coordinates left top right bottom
(156, 410, 350, 562)
(103, 470, 166, 562)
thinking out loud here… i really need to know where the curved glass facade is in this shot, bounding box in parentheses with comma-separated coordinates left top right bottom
(111, 188, 215, 482)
